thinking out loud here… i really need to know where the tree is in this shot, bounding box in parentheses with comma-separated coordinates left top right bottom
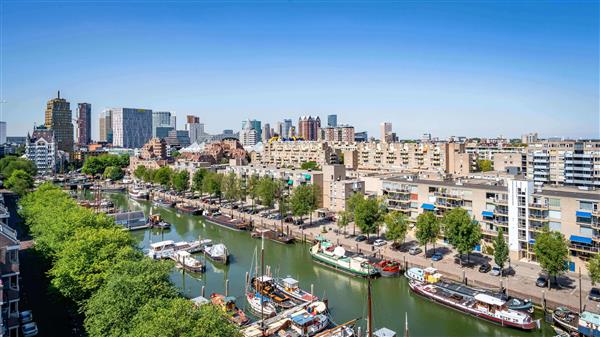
(143, 168, 156, 183)
(300, 161, 319, 170)
(354, 197, 383, 237)
(384, 211, 408, 246)
(82, 154, 129, 176)
(204, 172, 223, 201)
(221, 172, 239, 204)
(126, 298, 240, 337)
(477, 159, 493, 172)
(133, 165, 147, 181)
(290, 184, 315, 222)
(84, 259, 178, 337)
(533, 227, 569, 288)
(257, 177, 278, 208)
(415, 212, 441, 257)
(589, 255, 600, 285)
(172, 170, 190, 192)
(103, 166, 124, 181)
(493, 228, 509, 275)
(247, 175, 260, 210)
(337, 211, 350, 235)
(0, 157, 37, 178)
(443, 208, 482, 264)
(5, 169, 34, 196)
(192, 168, 208, 195)
(49, 227, 141, 303)
(154, 167, 173, 188)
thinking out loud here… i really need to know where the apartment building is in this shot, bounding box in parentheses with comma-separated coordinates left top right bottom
(318, 125, 355, 143)
(25, 126, 57, 175)
(44, 91, 73, 153)
(322, 164, 364, 212)
(111, 108, 153, 149)
(0, 194, 20, 337)
(381, 175, 600, 271)
(526, 139, 600, 188)
(493, 152, 526, 174)
(260, 140, 340, 168)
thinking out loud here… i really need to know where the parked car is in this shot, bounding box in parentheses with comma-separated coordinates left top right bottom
(478, 264, 491, 273)
(21, 322, 38, 337)
(355, 235, 367, 242)
(431, 253, 443, 261)
(293, 219, 304, 225)
(373, 239, 387, 247)
(589, 288, 600, 301)
(535, 275, 548, 287)
(408, 247, 422, 255)
(490, 266, 502, 276)
(19, 310, 33, 324)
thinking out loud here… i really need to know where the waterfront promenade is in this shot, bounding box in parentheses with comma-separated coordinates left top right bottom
(155, 191, 599, 314)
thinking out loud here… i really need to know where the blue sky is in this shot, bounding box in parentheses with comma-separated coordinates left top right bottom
(2, 1, 598, 140)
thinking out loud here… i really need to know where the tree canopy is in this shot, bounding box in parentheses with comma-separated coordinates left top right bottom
(300, 161, 319, 170)
(103, 166, 124, 181)
(493, 228, 509, 272)
(384, 211, 408, 245)
(257, 177, 278, 207)
(0, 156, 37, 178)
(533, 227, 569, 286)
(192, 168, 208, 194)
(443, 208, 482, 262)
(589, 254, 600, 285)
(154, 167, 174, 187)
(82, 154, 129, 176)
(477, 159, 493, 172)
(353, 196, 384, 236)
(415, 211, 441, 256)
(172, 170, 190, 192)
(289, 184, 318, 220)
(5, 169, 34, 196)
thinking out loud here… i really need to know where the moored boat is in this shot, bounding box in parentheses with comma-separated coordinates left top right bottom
(274, 277, 318, 303)
(252, 276, 298, 309)
(578, 311, 600, 337)
(286, 301, 330, 336)
(374, 260, 401, 277)
(553, 306, 579, 334)
(246, 291, 278, 317)
(409, 280, 538, 331)
(210, 293, 249, 326)
(309, 239, 378, 278)
(153, 198, 175, 208)
(202, 243, 229, 264)
(175, 203, 201, 215)
(313, 320, 356, 337)
(147, 239, 202, 259)
(147, 214, 171, 230)
(128, 187, 149, 200)
(172, 250, 205, 273)
(251, 228, 294, 244)
(204, 212, 252, 231)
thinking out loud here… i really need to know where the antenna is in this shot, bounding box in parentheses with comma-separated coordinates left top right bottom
(57, 90, 60, 99)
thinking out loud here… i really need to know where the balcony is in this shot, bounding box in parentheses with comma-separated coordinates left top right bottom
(570, 243, 599, 254)
(434, 192, 463, 200)
(529, 203, 549, 210)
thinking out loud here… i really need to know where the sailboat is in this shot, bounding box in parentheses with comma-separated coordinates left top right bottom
(246, 235, 277, 318)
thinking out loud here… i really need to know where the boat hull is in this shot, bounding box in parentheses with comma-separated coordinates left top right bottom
(310, 251, 378, 278)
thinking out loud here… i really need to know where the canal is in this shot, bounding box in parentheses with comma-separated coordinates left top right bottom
(102, 192, 554, 337)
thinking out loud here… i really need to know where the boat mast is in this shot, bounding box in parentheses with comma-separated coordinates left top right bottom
(260, 232, 265, 336)
(404, 312, 409, 337)
(367, 277, 372, 337)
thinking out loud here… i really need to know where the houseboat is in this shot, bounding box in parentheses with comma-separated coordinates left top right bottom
(251, 228, 294, 244)
(172, 251, 205, 273)
(153, 198, 175, 208)
(128, 187, 149, 201)
(408, 280, 538, 331)
(578, 311, 600, 337)
(309, 239, 378, 278)
(147, 239, 202, 260)
(204, 212, 252, 231)
(210, 293, 249, 326)
(202, 243, 229, 264)
(110, 211, 149, 231)
(175, 203, 201, 215)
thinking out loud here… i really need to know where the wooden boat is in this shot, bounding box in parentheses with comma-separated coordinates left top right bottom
(202, 243, 229, 264)
(210, 293, 249, 326)
(252, 276, 298, 309)
(204, 213, 252, 231)
(175, 203, 201, 215)
(246, 291, 278, 317)
(552, 307, 579, 334)
(409, 280, 538, 331)
(374, 260, 400, 277)
(153, 198, 174, 208)
(251, 228, 294, 244)
(172, 251, 205, 273)
(309, 239, 378, 278)
(274, 277, 318, 303)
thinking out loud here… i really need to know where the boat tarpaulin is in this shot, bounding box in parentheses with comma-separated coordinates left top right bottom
(570, 235, 593, 245)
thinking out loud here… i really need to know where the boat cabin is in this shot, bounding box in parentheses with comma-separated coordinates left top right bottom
(281, 277, 299, 290)
(474, 293, 507, 313)
(578, 311, 600, 337)
(191, 296, 210, 307)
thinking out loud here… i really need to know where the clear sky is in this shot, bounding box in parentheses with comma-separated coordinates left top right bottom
(2, 0, 599, 140)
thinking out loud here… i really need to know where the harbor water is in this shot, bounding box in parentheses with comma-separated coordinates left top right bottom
(104, 192, 554, 337)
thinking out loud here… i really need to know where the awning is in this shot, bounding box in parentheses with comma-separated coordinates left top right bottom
(421, 203, 436, 211)
(576, 211, 592, 219)
(482, 211, 494, 218)
(529, 239, 536, 244)
(570, 235, 593, 245)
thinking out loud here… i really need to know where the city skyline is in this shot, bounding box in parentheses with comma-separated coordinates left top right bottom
(2, 1, 599, 140)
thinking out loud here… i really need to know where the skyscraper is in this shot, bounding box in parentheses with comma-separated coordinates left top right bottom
(185, 115, 205, 143)
(327, 114, 337, 127)
(241, 119, 262, 141)
(275, 122, 284, 137)
(111, 108, 153, 148)
(0, 121, 6, 144)
(262, 123, 271, 143)
(76, 103, 92, 146)
(283, 119, 293, 139)
(380, 122, 392, 143)
(152, 111, 176, 139)
(99, 109, 113, 143)
(44, 91, 74, 152)
(298, 116, 320, 141)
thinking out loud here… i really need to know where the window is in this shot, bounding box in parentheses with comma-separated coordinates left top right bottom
(580, 201, 594, 211)
(549, 222, 561, 231)
(580, 226, 594, 237)
(549, 210, 562, 220)
(549, 198, 560, 208)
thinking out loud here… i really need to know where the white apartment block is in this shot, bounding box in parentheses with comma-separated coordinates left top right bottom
(25, 128, 57, 175)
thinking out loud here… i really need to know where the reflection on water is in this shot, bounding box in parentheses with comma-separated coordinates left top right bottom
(92, 192, 555, 337)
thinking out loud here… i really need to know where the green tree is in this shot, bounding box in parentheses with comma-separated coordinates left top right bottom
(126, 298, 240, 337)
(337, 211, 350, 235)
(84, 259, 178, 337)
(589, 254, 600, 285)
(5, 169, 34, 196)
(443, 208, 482, 264)
(172, 170, 190, 192)
(493, 228, 509, 275)
(192, 168, 208, 195)
(143, 168, 157, 183)
(103, 166, 124, 181)
(49, 227, 141, 303)
(82, 154, 129, 176)
(353, 197, 383, 237)
(415, 212, 441, 257)
(290, 184, 315, 222)
(477, 159, 493, 172)
(257, 177, 278, 208)
(154, 167, 173, 188)
(133, 165, 147, 181)
(300, 161, 319, 170)
(205, 172, 223, 201)
(247, 175, 260, 210)
(221, 172, 239, 204)
(533, 228, 569, 288)
(384, 211, 408, 246)
(0, 157, 37, 178)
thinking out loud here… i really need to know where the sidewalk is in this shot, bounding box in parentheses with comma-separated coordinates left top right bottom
(159, 192, 600, 313)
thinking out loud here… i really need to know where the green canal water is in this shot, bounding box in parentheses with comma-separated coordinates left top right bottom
(102, 192, 554, 337)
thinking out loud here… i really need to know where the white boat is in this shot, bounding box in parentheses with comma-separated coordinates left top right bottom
(310, 240, 378, 277)
(172, 251, 205, 273)
(288, 302, 329, 336)
(203, 243, 229, 264)
(246, 291, 277, 317)
(147, 240, 175, 259)
(404, 266, 442, 283)
(274, 277, 318, 303)
(128, 187, 149, 200)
